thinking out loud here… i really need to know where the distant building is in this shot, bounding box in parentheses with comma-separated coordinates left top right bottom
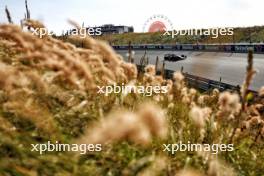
(97, 24, 134, 34)
(65, 24, 134, 37)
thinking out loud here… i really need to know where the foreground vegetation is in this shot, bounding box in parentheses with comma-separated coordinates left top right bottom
(0, 20, 264, 176)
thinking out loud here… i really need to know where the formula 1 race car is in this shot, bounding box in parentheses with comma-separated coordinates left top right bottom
(164, 54, 187, 61)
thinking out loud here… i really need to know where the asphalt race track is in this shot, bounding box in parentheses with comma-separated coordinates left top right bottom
(116, 50, 264, 91)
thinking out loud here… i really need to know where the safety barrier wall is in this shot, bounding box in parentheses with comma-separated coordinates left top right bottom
(113, 44, 264, 53)
(137, 65, 257, 94)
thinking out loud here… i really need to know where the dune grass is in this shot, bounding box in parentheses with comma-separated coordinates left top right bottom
(0, 21, 264, 176)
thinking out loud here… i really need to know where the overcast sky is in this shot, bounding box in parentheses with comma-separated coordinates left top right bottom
(1, 0, 264, 33)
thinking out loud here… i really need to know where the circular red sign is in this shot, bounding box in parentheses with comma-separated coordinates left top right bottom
(148, 21, 167, 32)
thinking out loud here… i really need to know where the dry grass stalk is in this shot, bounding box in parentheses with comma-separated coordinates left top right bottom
(25, 0, 30, 19)
(76, 103, 167, 146)
(241, 50, 256, 109)
(5, 6, 13, 24)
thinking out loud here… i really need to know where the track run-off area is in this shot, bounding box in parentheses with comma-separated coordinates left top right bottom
(116, 50, 264, 91)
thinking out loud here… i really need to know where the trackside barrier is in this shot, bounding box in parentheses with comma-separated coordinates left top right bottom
(137, 65, 257, 94)
(113, 44, 264, 54)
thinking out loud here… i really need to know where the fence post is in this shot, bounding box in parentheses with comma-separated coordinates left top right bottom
(208, 80, 211, 89)
(218, 77, 222, 90)
(128, 41, 132, 63)
(155, 56, 159, 72)
(161, 61, 165, 78)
